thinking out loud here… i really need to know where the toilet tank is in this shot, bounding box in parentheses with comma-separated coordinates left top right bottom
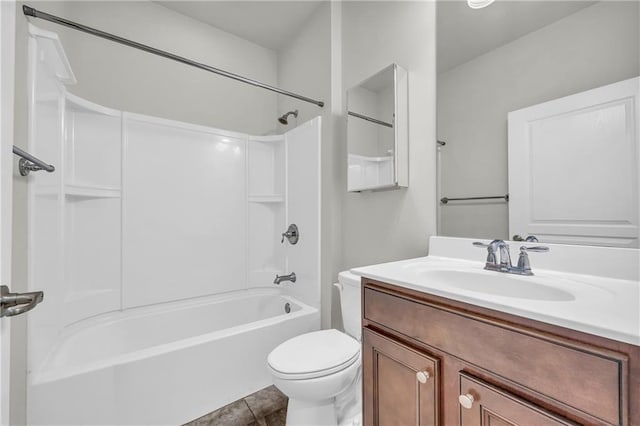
(337, 271, 362, 341)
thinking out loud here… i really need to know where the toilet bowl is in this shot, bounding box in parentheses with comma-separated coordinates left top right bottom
(268, 271, 362, 426)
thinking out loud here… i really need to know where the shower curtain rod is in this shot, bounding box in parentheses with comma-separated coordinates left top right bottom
(347, 111, 393, 128)
(22, 5, 325, 108)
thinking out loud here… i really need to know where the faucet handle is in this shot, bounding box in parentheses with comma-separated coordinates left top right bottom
(472, 240, 502, 249)
(472, 241, 498, 264)
(281, 224, 299, 245)
(513, 235, 540, 242)
(520, 246, 549, 253)
(517, 246, 549, 275)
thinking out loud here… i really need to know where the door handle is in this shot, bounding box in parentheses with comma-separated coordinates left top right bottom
(0, 285, 44, 317)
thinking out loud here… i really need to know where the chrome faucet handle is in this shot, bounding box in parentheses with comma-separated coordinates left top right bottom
(520, 246, 549, 253)
(473, 240, 504, 249)
(472, 241, 498, 264)
(281, 224, 299, 245)
(516, 246, 549, 275)
(512, 235, 539, 242)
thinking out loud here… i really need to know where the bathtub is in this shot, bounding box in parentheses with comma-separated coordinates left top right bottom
(27, 288, 319, 425)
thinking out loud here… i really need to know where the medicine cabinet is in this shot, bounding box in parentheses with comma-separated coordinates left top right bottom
(347, 63, 408, 192)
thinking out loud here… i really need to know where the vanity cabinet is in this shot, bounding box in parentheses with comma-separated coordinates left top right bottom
(362, 278, 640, 426)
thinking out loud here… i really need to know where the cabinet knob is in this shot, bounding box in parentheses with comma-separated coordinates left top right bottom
(459, 393, 475, 409)
(416, 371, 430, 384)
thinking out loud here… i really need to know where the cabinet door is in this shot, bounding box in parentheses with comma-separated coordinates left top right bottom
(459, 373, 576, 426)
(363, 329, 439, 426)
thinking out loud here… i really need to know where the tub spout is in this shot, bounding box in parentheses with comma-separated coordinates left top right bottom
(274, 272, 296, 285)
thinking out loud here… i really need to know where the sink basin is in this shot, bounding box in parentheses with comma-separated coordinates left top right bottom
(419, 269, 576, 301)
(352, 237, 639, 345)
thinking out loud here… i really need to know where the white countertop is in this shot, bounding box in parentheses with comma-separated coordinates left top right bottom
(352, 237, 640, 346)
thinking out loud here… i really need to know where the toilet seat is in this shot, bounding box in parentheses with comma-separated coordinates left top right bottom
(268, 329, 360, 380)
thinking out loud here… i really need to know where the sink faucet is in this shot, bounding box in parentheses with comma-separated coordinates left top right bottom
(274, 272, 296, 285)
(473, 240, 548, 275)
(473, 240, 510, 271)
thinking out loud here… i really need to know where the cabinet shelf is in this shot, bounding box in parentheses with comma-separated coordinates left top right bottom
(248, 194, 285, 203)
(64, 183, 120, 199)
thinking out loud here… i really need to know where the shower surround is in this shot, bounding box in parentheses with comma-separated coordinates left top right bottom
(25, 25, 321, 425)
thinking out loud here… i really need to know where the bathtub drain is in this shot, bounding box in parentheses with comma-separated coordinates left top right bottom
(284, 302, 291, 313)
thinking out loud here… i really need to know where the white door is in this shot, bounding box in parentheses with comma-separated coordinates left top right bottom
(0, 2, 16, 425)
(508, 77, 639, 247)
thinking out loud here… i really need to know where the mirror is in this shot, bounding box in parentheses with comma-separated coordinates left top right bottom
(436, 1, 640, 247)
(347, 63, 408, 192)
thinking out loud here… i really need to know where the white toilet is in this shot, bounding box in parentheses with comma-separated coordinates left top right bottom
(268, 271, 362, 426)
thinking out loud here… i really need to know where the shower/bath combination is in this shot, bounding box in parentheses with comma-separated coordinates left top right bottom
(278, 110, 298, 125)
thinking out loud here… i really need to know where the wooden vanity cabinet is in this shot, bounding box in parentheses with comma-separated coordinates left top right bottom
(361, 278, 640, 426)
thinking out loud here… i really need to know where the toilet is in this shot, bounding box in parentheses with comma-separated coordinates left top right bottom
(268, 271, 362, 426)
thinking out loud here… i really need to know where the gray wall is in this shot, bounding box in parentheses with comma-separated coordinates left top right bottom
(277, 0, 438, 328)
(22, 1, 279, 134)
(273, 0, 640, 337)
(437, 1, 640, 240)
(341, 1, 438, 268)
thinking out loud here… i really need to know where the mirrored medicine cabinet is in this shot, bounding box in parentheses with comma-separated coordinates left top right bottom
(347, 63, 408, 192)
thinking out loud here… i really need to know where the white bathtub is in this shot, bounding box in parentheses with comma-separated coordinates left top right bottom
(27, 288, 319, 425)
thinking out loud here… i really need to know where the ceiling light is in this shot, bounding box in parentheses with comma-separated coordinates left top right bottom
(467, 0, 496, 9)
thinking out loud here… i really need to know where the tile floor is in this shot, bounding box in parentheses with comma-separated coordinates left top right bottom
(184, 385, 288, 426)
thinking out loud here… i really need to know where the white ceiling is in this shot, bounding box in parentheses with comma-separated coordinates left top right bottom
(157, 1, 323, 51)
(437, 1, 596, 74)
(157, 1, 597, 71)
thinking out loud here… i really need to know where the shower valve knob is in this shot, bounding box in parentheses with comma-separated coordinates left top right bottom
(281, 224, 299, 245)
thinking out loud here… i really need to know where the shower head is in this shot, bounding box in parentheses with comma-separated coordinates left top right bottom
(278, 110, 298, 125)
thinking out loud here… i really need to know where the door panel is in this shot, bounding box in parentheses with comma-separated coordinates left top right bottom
(363, 329, 439, 426)
(377, 354, 417, 425)
(459, 373, 576, 426)
(508, 77, 639, 247)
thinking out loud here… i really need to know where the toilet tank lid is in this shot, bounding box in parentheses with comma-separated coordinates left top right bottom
(338, 271, 361, 288)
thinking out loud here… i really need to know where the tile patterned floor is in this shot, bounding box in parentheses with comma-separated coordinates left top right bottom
(183, 385, 288, 426)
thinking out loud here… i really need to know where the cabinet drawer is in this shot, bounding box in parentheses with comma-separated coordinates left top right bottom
(459, 373, 577, 425)
(364, 286, 628, 425)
